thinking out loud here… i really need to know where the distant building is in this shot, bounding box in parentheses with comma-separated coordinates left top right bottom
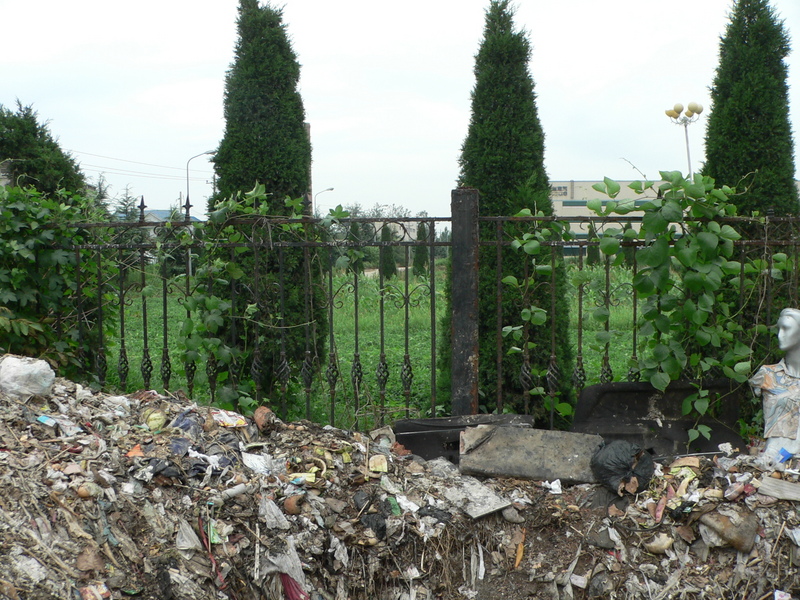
(550, 180, 651, 223)
(550, 179, 800, 222)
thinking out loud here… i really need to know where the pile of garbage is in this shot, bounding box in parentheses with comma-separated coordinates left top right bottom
(2, 353, 800, 599)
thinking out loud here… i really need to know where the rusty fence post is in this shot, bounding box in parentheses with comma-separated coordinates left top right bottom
(450, 188, 480, 415)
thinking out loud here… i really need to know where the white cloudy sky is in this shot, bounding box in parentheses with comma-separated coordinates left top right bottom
(3, 0, 800, 218)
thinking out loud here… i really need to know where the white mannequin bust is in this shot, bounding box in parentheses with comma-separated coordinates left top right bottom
(750, 308, 800, 468)
(777, 308, 800, 377)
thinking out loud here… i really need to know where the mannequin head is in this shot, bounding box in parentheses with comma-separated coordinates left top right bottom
(777, 308, 800, 352)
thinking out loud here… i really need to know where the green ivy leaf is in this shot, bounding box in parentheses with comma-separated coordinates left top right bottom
(697, 232, 719, 252)
(682, 394, 696, 416)
(593, 307, 610, 322)
(604, 177, 621, 199)
(595, 331, 611, 345)
(650, 371, 671, 392)
(522, 240, 540, 255)
(556, 402, 574, 417)
(599, 236, 620, 255)
(640, 237, 669, 267)
(734, 361, 751, 374)
(586, 199, 603, 214)
(226, 263, 245, 280)
(661, 201, 683, 222)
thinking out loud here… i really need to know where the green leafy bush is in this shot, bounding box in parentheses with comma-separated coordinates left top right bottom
(510, 171, 783, 442)
(0, 185, 116, 378)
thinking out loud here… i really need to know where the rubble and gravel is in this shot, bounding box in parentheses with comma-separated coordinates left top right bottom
(3, 354, 800, 599)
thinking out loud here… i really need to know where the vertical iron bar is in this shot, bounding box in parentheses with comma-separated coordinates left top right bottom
(54, 260, 64, 343)
(401, 245, 413, 419)
(546, 247, 560, 429)
(495, 220, 504, 413)
(376, 239, 389, 426)
(205, 265, 217, 403)
(765, 217, 774, 354)
(160, 251, 171, 391)
(117, 251, 129, 389)
(302, 244, 314, 420)
(521, 258, 532, 415)
(628, 249, 640, 382)
(250, 232, 264, 404)
(572, 246, 586, 391)
(326, 247, 339, 426)
(140, 247, 152, 389)
(228, 246, 238, 401)
(184, 234, 196, 397)
(74, 248, 86, 371)
(428, 219, 437, 417)
(599, 254, 613, 383)
(351, 268, 363, 431)
(275, 247, 290, 417)
(95, 249, 107, 386)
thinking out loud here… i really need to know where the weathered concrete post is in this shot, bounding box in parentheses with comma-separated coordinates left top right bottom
(450, 188, 479, 415)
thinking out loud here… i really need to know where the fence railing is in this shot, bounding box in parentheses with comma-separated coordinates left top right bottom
(24, 189, 800, 431)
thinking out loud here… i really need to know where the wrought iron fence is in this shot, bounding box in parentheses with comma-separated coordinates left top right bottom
(26, 191, 800, 431)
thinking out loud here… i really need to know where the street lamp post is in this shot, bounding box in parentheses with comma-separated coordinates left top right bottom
(184, 150, 214, 277)
(313, 187, 334, 216)
(185, 150, 215, 219)
(665, 102, 703, 178)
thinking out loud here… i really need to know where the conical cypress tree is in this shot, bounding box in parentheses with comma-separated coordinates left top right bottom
(412, 222, 429, 277)
(703, 0, 799, 217)
(702, 0, 798, 378)
(442, 0, 572, 416)
(204, 0, 322, 406)
(212, 0, 311, 210)
(379, 225, 397, 280)
(586, 222, 601, 267)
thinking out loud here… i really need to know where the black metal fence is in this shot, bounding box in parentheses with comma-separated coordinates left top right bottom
(26, 189, 800, 431)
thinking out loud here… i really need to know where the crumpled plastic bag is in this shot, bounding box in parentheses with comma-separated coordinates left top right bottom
(590, 439, 654, 496)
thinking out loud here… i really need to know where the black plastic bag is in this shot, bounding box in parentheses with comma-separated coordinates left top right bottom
(590, 439, 654, 496)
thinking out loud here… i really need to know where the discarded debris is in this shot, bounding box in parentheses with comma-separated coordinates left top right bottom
(3, 354, 800, 599)
(590, 439, 655, 496)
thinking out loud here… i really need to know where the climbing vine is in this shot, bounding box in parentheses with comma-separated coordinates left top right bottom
(508, 171, 785, 443)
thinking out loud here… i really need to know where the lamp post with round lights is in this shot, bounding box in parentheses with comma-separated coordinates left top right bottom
(665, 102, 703, 178)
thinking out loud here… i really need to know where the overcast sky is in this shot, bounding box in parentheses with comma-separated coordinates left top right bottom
(3, 0, 800, 218)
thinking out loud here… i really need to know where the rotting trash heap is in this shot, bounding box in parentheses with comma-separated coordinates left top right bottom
(4, 354, 800, 599)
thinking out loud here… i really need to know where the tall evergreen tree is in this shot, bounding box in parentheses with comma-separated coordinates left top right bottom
(212, 0, 311, 211)
(205, 0, 321, 405)
(442, 0, 572, 415)
(0, 101, 86, 197)
(703, 0, 798, 217)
